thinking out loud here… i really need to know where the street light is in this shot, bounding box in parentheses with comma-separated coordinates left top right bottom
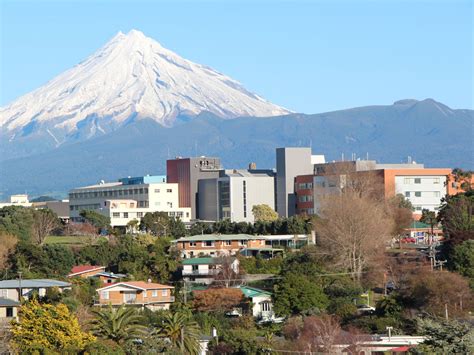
(386, 326, 393, 341)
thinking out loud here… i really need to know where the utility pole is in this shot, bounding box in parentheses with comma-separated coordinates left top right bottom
(445, 303, 449, 320)
(18, 271, 22, 302)
(386, 326, 393, 341)
(183, 280, 187, 304)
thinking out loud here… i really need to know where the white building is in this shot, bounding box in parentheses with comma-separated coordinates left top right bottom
(69, 175, 191, 227)
(182, 257, 239, 284)
(198, 169, 276, 223)
(0, 194, 32, 208)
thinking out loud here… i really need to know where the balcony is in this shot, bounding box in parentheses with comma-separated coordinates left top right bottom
(182, 269, 219, 276)
(94, 296, 175, 306)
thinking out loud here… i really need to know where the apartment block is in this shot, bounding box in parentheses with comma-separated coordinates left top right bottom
(166, 156, 221, 219)
(69, 175, 191, 227)
(198, 169, 276, 223)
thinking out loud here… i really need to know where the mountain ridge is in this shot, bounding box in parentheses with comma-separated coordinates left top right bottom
(1, 98, 472, 198)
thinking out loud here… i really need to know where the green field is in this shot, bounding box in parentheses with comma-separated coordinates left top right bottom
(45, 235, 97, 246)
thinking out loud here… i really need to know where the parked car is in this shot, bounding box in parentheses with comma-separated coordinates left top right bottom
(357, 304, 375, 314)
(401, 237, 416, 243)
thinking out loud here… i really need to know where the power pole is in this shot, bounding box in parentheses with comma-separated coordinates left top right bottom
(183, 280, 187, 304)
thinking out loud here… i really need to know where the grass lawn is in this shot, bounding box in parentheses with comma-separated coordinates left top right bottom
(44, 235, 97, 246)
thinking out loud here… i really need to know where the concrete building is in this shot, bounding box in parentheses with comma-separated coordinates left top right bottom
(0, 194, 32, 208)
(295, 160, 452, 217)
(69, 175, 191, 227)
(198, 169, 276, 223)
(166, 156, 222, 219)
(276, 147, 324, 217)
(33, 200, 70, 223)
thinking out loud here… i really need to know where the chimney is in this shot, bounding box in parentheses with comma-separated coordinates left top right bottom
(147, 278, 152, 283)
(249, 162, 257, 170)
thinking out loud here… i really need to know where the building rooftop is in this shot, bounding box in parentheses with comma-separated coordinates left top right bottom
(239, 286, 272, 298)
(222, 169, 275, 178)
(97, 281, 174, 291)
(0, 279, 71, 289)
(94, 272, 127, 279)
(176, 234, 260, 242)
(69, 265, 105, 276)
(0, 297, 20, 307)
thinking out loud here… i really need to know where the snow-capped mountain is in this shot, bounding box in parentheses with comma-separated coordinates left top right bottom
(0, 29, 289, 154)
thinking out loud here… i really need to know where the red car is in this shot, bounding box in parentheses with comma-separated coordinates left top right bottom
(401, 237, 416, 243)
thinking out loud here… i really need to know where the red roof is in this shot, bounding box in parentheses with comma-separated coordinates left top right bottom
(69, 265, 105, 276)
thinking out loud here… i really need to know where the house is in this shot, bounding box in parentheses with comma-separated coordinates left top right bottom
(95, 281, 175, 310)
(239, 286, 275, 321)
(174, 234, 266, 258)
(68, 265, 106, 278)
(93, 271, 127, 285)
(0, 279, 71, 301)
(182, 257, 240, 284)
(0, 298, 19, 324)
(404, 221, 443, 243)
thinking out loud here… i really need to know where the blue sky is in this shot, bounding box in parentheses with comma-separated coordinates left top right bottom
(0, 0, 472, 113)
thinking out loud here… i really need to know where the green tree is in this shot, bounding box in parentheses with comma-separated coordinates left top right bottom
(410, 318, 474, 354)
(90, 305, 147, 345)
(140, 211, 170, 236)
(155, 310, 201, 354)
(252, 204, 279, 222)
(169, 217, 187, 239)
(0, 206, 35, 241)
(451, 168, 473, 191)
(80, 209, 111, 232)
(10, 299, 95, 351)
(274, 272, 329, 316)
(451, 240, 474, 288)
(148, 237, 180, 282)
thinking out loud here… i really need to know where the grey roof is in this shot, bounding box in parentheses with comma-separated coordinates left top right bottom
(0, 279, 71, 289)
(94, 272, 127, 278)
(0, 297, 19, 306)
(176, 234, 259, 242)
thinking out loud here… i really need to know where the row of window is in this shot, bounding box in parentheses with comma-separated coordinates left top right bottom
(297, 182, 313, 190)
(110, 211, 189, 219)
(188, 240, 248, 247)
(403, 177, 441, 185)
(70, 188, 150, 199)
(243, 181, 247, 218)
(405, 191, 441, 198)
(100, 289, 168, 299)
(298, 195, 313, 202)
(154, 189, 173, 193)
(70, 204, 101, 211)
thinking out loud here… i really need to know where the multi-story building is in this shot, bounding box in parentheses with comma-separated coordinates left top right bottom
(181, 257, 240, 284)
(276, 147, 325, 217)
(294, 160, 452, 216)
(0, 194, 32, 208)
(95, 281, 175, 310)
(166, 156, 222, 219)
(174, 234, 267, 258)
(198, 168, 276, 223)
(69, 175, 191, 227)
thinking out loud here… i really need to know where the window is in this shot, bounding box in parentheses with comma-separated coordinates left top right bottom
(404, 178, 412, 184)
(433, 178, 440, 184)
(415, 192, 421, 197)
(144, 188, 148, 194)
(203, 241, 214, 247)
(260, 302, 271, 312)
(143, 291, 147, 298)
(433, 191, 440, 197)
(225, 240, 232, 246)
(6, 307, 13, 318)
(139, 188, 144, 194)
(415, 206, 422, 211)
(152, 290, 158, 297)
(1, 290, 7, 298)
(155, 189, 160, 193)
(162, 290, 168, 297)
(137, 212, 143, 218)
(123, 212, 129, 218)
(166, 189, 172, 193)
(167, 202, 173, 208)
(240, 240, 248, 246)
(112, 212, 120, 218)
(190, 242, 197, 247)
(405, 192, 410, 197)
(101, 291, 109, 300)
(124, 190, 128, 196)
(414, 178, 421, 184)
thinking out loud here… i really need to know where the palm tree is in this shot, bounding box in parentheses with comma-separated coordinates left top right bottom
(156, 310, 201, 354)
(90, 305, 147, 344)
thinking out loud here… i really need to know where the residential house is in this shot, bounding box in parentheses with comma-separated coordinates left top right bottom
(0, 298, 19, 324)
(95, 281, 175, 310)
(94, 272, 127, 285)
(239, 286, 275, 321)
(68, 265, 106, 278)
(182, 257, 239, 284)
(0, 279, 71, 302)
(174, 234, 266, 258)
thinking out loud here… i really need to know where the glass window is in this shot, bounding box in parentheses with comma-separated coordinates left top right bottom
(137, 212, 143, 218)
(434, 191, 440, 197)
(152, 290, 158, 297)
(143, 291, 147, 298)
(405, 192, 410, 197)
(415, 192, 421, 197)
(162, 290, 168, 296)
(414, 178, 421, 184)
(167, 189, 172, 193)
(433, 178, 440, 184)
(144, 188, 148, 194)
(101, 291, 109, 300)
(112, 212, 120, 218)
(225, 240, 232, 246)
(190, 242, 197, 247)
(123, 212, 128, 218)
(155, 189, 160, 193)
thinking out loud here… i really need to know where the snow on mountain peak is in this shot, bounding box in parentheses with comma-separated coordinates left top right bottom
(0, 29, 290, 144)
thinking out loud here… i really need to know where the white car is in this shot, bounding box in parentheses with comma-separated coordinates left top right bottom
(357, 304, 376, 314)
